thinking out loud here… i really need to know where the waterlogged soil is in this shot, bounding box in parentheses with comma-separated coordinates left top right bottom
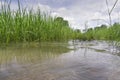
(0, 41, 120, 80)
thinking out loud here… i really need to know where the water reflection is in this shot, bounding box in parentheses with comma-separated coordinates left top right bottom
(0, 41, 120, 80)
(0, 42, 70, 65)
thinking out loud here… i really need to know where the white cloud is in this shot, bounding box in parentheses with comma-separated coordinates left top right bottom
(32, 3, 52, 12)
(1, 0, 120, 30)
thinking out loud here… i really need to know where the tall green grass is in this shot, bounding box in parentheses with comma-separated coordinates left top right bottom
(82, 23, 120, 41)
(0, 0, 80, 43)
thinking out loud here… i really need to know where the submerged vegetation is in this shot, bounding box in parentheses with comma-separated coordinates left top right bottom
(0, 0, 82, 43)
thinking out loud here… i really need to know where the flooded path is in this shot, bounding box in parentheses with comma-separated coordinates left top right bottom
(0, 41, 120, 80)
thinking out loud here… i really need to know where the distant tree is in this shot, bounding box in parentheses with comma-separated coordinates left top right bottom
(54, 17, 63, 22)
(113, 22, 120, 26)
(94, 27, 101, 30)
(100, 24, 107, 28)
(54, 17, 69, 27)
(75, 29, 81, 33)
(63, 20, 69, 26)
(87, 28, 93, 32)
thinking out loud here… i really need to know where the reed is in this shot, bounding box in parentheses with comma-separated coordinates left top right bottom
(82, 23, 120, 41)
(0, 0, 79, 43)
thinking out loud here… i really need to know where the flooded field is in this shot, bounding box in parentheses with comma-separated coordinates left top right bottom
(0, 41, 120, 80)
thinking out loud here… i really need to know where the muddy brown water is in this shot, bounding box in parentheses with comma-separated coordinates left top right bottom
(0, 41, 120, 80)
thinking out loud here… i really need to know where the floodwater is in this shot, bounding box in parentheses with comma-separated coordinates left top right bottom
(0, 41, 120, 80)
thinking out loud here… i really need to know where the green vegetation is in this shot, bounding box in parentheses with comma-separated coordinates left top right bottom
(0, 0, 82, 44)
(1, 0, 120, 44)
(81, 0, 120, 42)
(82, 23, 120, 41)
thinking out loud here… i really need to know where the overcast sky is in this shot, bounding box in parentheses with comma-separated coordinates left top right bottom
(1, 0, 120, 30)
